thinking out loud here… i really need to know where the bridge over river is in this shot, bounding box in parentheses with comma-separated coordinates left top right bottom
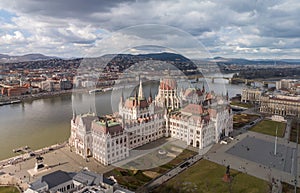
(191, 75, 275, 87)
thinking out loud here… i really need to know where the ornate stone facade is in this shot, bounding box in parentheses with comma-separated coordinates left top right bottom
(260, 95, 300, 117)
(69, 78, 233, 166)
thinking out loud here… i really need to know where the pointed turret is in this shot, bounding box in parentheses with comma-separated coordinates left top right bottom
(226, 90, 229, 101)
(122, 116, 125, 128)
(72, 109, 76, 123)
(135, 88, 138, 98)
(148, 88, 153, 103)
(105, 118, 109, 128)
(138, 80, 144, 99)
(135, 89, 139, 106)
(120, 89, 124, 105)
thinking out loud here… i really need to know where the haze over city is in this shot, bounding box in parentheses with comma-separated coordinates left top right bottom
(0, 0, 299, 59)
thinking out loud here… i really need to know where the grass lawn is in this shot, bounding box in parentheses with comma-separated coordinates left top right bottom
(290, 120, 300, 144)
(233, 113, 260, 129)
(104, 149, 197, 191)
(250, 120, 285, 137)
(152, 159, 270, 193)
(0, 186, 20, 193)
(230, 101, 254, 108)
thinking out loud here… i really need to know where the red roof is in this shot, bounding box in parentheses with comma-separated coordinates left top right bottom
(181, 104, 204, 115)
(91, 121, 123, 135)
(124, 98, 149, 109)
(160, 78, 177, 90)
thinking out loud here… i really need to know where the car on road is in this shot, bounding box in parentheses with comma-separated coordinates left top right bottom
(180, 162, 190, 168)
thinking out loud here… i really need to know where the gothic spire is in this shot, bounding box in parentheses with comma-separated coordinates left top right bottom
(138, 79, 144, 99)
(72, 108, 76, 122)
(122, 115, 125, 128)
(135, 88, 138, 99)
(120, 88, 124, 104)
(148, 88, 153, 103)
(135, 88, 139, 106)
(226, 90, 229, 101)
(105, 118, 109, 128)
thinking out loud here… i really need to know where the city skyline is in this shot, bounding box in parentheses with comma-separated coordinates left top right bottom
(0, 0, 299, 59)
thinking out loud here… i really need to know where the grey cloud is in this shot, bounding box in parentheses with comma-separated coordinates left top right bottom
(0, 0, 299, 58)
(2, 0, 133, 18)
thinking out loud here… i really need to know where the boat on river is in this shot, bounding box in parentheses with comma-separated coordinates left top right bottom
(89, 89, 103, 94)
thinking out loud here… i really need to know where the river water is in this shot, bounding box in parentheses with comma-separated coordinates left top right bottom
(0, 74, 245, 160)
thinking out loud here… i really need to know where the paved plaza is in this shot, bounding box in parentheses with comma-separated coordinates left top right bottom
(226, 136, 295, 173)
(0, 145, 114, 191)
(114, 138, 192, 170)
(206, 131, 300, 187)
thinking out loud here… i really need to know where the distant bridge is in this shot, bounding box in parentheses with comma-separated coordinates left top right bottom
(207, 77, 274, 84)
(189, 75, 275, 85)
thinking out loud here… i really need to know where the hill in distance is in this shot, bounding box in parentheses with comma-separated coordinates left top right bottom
(0, 53, 58, 63)
(1, 52, 299, 65)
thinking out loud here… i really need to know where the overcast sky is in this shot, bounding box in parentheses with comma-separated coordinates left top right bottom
(0, 0, 299, 59)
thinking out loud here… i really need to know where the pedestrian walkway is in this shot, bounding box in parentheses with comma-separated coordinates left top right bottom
(207, 131, 300, 188)
(139, 145, 213, 193)
(139, 154, 202, 193)
(284, 119, 292, 141)
(0, 145, 113, 191)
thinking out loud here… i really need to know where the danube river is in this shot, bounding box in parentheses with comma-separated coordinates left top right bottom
(0, 76, 244, 160)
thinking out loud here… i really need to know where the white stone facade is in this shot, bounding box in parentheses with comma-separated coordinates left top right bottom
(260, 95, 300, 117)
(241, 88, 262, 103)
(155, 78, 181, 110)
(70, 113, 129, 166)
(69, 78, 233, 166)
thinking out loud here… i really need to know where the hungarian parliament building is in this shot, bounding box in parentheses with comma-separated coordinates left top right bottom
(69, 77, 233, 166)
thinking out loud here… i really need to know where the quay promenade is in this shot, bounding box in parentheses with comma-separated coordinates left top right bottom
(0, 142, 67, 168)
(0, 143, 114, 191)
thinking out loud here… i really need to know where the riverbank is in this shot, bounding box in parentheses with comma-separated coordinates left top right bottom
(0, 74, 235, 106)
(0, 75, 243, 160)
(0, 142, 67, 168)
(0, 144, 114, 192)
(0, 88, 89, 106)
(0, 142, 67, 191)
